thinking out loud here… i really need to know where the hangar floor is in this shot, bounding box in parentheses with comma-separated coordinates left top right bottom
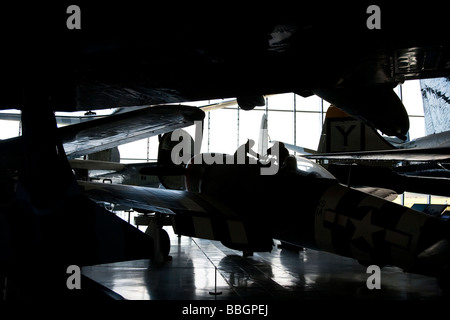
(82, 228, 444, 300)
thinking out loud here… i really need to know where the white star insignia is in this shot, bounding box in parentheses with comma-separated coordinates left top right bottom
(349, 210, 384, 248)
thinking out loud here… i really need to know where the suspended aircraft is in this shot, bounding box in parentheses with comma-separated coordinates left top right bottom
(0, 3, 449, 139)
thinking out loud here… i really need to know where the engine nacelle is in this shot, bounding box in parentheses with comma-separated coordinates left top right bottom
(185, 153, 230, 193)
(157, 130, 194, 190)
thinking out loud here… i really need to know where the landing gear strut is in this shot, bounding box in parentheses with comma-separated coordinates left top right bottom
(143, 213, 171, 264)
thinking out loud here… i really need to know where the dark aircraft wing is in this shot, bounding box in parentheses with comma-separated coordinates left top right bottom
(0, 111, 106, 125)
(78, 180, 208, 215)
(77, 180, 270, 251)
(327, 163, 450, 197)
(69, 159, 126, 171)
(61, 105, 205, 159)
(306, 147, 450, 162)
(0, 105, 204, 180)
(0, 105, 204, 167)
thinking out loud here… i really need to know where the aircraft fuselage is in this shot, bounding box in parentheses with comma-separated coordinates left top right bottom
(185, 155, 450, 279)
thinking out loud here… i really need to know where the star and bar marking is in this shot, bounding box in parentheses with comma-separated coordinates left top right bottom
(324, 208, 411, 250)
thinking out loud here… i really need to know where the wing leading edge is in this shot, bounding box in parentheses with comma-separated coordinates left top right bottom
(78, 180, 209, 215)
(78, 180, 273, 252)
(61, 105, 205, 159)
(306, 146, 450, 162)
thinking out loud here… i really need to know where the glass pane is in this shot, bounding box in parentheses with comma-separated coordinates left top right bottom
(239, 109, 265, 150)
(266, 93, 294, 111)
(267, 111, 294, 145)
(118, 139, 148, 162)
(296, 112, 323, 151)
(295, 94, 323, 112)
(0, 120, 20, 139)
(403, 192, 429, 208)
(208, 108, 238, 155)
(408, 116, 426, 140)
(402, 80, 424, 117)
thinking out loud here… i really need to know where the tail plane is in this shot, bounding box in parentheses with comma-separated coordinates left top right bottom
(317, 105, 395, 153)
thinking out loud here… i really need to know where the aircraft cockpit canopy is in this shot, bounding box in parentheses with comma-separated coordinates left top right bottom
(295, 157, 336, 180)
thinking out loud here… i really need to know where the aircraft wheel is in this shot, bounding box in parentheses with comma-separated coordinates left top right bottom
(146, 227, 171, 258)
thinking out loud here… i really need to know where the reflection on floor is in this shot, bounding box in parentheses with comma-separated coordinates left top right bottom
(82, 227, 443, 300)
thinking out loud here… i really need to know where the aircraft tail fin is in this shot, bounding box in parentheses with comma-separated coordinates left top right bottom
(258, 113, 269, 157)
(317, 105, 395, 153)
